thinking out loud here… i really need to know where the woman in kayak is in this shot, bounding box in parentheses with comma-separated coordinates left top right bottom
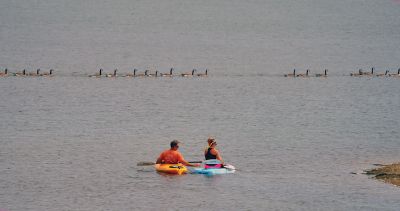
(156, 140, 200, 167)
(204, 137, 224, 168)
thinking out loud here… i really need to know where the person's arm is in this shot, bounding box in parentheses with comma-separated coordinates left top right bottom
(156, 152, 164, 164)
(211, 149, 224, 164)
(177, 152, 200, 167)
(180, 159, 200, 167)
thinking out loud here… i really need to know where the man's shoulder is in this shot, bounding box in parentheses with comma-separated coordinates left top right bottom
(160, 149, 170, 155)
(162, 149, 177, 154)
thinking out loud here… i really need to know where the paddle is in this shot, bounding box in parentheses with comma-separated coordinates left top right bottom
(137, 160, 236, 171)
(137, 161, 203, 166)
(203, 159, 222, 165)
(223, 164, 236, 170)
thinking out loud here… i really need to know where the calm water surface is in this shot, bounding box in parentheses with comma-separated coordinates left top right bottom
(1, 76, 399, 210)
(1, 0, 400, 210)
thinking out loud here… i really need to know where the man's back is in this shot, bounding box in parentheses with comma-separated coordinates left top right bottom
(158, 149, 184, 164)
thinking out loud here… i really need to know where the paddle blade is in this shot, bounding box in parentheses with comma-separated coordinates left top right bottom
(223, 164, 236, 170)
(137, 161, 156, 166)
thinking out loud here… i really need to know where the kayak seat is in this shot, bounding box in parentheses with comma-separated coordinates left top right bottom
(204, 164, 222, 169)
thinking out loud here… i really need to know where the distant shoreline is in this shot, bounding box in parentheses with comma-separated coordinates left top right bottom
(366, 163, 400, 187)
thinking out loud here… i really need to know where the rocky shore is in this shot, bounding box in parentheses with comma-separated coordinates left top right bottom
(366, 163, 400, 186)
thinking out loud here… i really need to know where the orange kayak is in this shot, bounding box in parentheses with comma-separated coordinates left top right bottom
(155, 163, 188, 175)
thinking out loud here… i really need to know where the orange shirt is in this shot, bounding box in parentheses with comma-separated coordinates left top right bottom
(157, 149, 185, 164)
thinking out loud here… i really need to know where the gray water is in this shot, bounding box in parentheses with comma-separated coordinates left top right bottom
(1, 0, 400, 210)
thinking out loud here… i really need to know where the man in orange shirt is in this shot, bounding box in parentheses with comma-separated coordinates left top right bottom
(156, 140, 200, 167)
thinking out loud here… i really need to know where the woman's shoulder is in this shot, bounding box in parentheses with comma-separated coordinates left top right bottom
(211, 148, 219, 153)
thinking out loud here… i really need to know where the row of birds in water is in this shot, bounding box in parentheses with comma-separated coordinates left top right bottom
(0, 68, 54, 77)
(284, 68, 400, 77)
(1, 67, 400, 78)
(89, 68, 208, 77)
(0, 68, 208, 77)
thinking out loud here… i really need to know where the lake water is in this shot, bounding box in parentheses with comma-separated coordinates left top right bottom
(1, 0, 400, 210)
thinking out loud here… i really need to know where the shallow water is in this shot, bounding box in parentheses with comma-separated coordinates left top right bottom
(1, 0, 400, 210)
